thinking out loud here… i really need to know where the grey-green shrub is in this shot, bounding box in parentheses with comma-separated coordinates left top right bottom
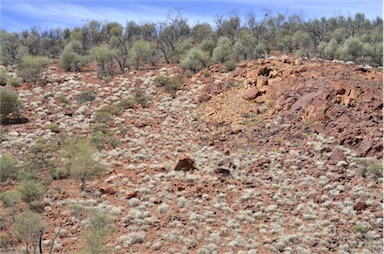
(20, 55, 49, 84)
(179, 47, 210, 73)
(129, 39, 154, 70)
(17, 180, 47, 203)
(0, 189, 21, 211)
(83, 209, 115, 254)
(60, 40, 89, 71)
(0, 88, 19, 117)
(0, 69, 8, 86)
(61, 136, 105, 190)
(0, 153, 18, 182)
(91, 44, 116, 78)
(212, 36, 233, 63)
(14, 211, 43, 253)
(60, 51, 88, 72)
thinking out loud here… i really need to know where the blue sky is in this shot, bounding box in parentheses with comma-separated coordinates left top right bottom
(0, 0, 382, 32)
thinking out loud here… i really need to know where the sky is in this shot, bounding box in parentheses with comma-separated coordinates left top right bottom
(0, 0, 382, 32)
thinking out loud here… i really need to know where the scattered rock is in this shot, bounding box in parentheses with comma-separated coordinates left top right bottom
(329, 150, 346, 165)
(353, 201, 369, 211)
(174, 154, 196, 171)
(242, 87, 263, 100)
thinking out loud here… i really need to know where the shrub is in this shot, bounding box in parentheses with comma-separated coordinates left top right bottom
(340, 37, 363, 62)
(61, 136, 105, 190)
(179, 48, 210, 73)
(129, 39, 154, 70)
(0, 69, 9, 86)
(14, 212, 43, 254)
(50, 167, 70, 180)
(83, 209, 115, 254)
(20, 55, 49, 84)
(0, 189, 21, 213)
(92, 123, 108, 134)
(212, 36, 232, 63)
(223, 60, 237, 72)
(0, 88, 19, 117)
(154, 75, 184, 97)
(91, 44, 116, 78)
(0, 153, 18, 182)
(98, 105, 122, 116)
(17, 180, 47, 203)
(90, 132, 106, 151)
(47, 123, 60, 133)
(133, 89, 151, 107)
(94, 111, 112, 123)
(7, 76, 23, 87)
(76, 90, 96, 103)
(60, 50, 88, 72)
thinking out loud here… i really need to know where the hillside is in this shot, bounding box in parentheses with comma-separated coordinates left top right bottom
(0, 57, 383, 254)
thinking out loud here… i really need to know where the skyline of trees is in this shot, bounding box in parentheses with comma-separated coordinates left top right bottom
(0, 10, 382, 79)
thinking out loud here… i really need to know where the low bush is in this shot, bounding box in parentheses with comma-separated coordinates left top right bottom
(61, 136, 105, 190)
(76, 90, 96, 103)
(20, 55, 49, 84)
(94, 111, 112, 123)
(0, 153, 18, 182)
(83, 209, 115, 253)
(223, 60, 237, 72)
(0, 88, 19, 117)
(0, 189, 21, 212)
(154, 75, 184, 97)
(17, 180, 47, 203)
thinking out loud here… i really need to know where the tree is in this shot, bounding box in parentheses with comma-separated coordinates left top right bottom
(20, 55, 49, 84)
(157, 10, 191, 63)
(61, 137, 105, 190)
(129, 39, 154, 70)
(14, 212, 43, 254)
(0, 88, 19, 118)
(90, 44, 116, 78)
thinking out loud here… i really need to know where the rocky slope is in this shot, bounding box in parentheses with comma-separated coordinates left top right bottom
(0, 57, 382, 254)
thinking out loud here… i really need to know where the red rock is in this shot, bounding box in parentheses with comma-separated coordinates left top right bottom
(329, 150, 346, 165)
(174, 155, 196, 171)
(242, 87, 263, 100)
(126, 191, 140, 199)
(353, 201, 368, 211)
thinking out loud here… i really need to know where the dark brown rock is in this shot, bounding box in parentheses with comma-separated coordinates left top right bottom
(174, 155, 196, 172)
(353, 201, 368, 211)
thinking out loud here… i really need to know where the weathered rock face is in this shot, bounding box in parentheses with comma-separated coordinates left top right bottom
(198, 58, 383, 158)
